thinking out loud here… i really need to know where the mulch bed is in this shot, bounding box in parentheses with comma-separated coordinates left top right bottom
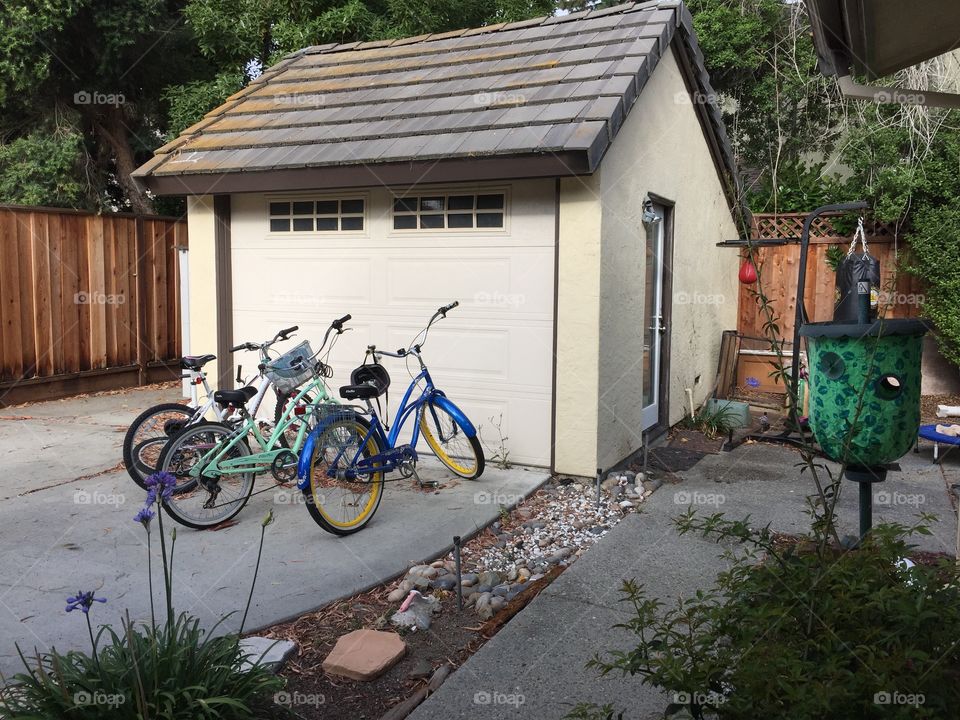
(258, 568, 564, 720)
(921, 394, 960, 425)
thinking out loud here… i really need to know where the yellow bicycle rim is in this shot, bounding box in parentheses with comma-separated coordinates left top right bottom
(309, 423, 383, 529)
(420, 405, 477, 475)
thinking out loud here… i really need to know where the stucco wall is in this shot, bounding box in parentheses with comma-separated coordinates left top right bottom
(595, 46, 740, 470)
(185, 195, 220, 408)
(554, 175, 603, 477)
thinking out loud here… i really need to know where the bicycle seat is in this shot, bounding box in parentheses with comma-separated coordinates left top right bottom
(339, 383, 381, 400)
(213, 386, 257, 406)
(180, 354, 216, 370)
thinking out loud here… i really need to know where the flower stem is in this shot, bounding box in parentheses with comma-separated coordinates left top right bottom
(239, 523, 267, 635)
(85, 613, 101, 676)
(146, 529, 156, 629)
(156, 510, 173, 628)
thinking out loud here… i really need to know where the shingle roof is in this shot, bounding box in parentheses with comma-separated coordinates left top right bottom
(134, 0, 739, 212)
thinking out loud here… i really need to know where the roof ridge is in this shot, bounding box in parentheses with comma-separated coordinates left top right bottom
(293, 1, 676, 57)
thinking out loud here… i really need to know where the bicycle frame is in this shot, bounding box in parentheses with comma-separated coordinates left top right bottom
(186, 373, 332, 479)
(296, 362, 476, 483)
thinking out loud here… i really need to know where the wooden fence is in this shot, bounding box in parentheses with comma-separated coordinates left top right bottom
(738, 212, 924, 341)
(0, 206, 187, 405)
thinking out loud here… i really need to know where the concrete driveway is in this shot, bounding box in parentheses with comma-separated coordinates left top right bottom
(0, 385, 548, 680)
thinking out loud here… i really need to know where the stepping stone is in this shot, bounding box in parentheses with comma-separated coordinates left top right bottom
(322, 629, 406, 681)
(238, 636, 297, 673)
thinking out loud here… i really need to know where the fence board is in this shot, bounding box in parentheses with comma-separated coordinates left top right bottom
(0, 207, 187, 403)
(738, 213, 921, 342)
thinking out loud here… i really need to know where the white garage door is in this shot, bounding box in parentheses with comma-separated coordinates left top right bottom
(228, 181, 556, 467)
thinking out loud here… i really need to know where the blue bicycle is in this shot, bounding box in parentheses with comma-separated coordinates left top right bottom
(296, 302, 484, 535)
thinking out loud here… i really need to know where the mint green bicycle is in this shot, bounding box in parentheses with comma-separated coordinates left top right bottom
(156, 315, 350, 529)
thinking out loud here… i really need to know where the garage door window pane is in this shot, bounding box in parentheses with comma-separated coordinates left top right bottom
(270, 218, 290, 232)
(269, 202, 290, 216)
(448, 195, 474, 210)
(394, 197, 417, 212)
(394, 215, 417, 229)
(316, 200, 338, 215)
(341, 199, 364, 214)
(292, 217, 314, 232)
(477, 194, 505, 210)
(448, 213, 473, 228)
(420, 214, 445, 229)
(341, 216, 364, 231)
(420, 197, 444, 212)
(477, 212, 504, 228)
(292, 201, 314, 215)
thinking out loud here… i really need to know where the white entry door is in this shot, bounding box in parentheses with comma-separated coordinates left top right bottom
(641, 203, 667, 430)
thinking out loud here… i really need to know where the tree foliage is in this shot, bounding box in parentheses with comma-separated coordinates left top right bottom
(0, 0, 553, 214)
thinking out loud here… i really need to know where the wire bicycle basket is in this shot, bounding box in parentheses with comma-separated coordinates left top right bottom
(265, 340, 315, 393)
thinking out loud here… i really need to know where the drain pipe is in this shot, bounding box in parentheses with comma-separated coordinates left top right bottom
(685, 387, 695, 418)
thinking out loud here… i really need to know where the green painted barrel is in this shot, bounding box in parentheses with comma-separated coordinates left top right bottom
(799, 319, 928, 469)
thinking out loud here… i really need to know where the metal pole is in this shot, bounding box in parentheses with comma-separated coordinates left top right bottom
(859, 482, 872, 541)
(595, 467, 602, 509)
(788, 201, 869, 432)
(453, 535, 463, 611)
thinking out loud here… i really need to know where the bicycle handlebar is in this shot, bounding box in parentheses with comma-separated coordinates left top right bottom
(275, 325, 299, 341)
(438, 301, 459, 316)
(332, 314, 351, 331)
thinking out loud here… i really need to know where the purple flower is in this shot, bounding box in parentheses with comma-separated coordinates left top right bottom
(65, 590, 107, 614)
(799, 365, 809, 380)
(144, 472, 176, 505)
(746, 377, 761, 388)
(134, 507, 155, 527)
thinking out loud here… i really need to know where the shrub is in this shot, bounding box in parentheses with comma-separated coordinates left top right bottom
(568, 512, 960, 720)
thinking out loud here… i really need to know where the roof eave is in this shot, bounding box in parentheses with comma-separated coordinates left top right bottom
(135, 151, 595, 196)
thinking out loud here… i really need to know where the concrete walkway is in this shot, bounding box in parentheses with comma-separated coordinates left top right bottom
(0, 386, 548, 680)
(410, 443, 958, 720)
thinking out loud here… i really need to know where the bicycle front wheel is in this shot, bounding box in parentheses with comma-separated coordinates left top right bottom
(420, 400, 485, 479)
(156, 422, 255, 529)
(123, 402, 196, 488)
(303, 415, 384, 536)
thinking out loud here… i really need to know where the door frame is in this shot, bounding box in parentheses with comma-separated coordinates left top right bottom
(644, 193, 674, 439)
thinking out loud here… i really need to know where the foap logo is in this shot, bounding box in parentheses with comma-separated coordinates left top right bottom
(474, 490, 522, 506)
(74, 691, 126, 708)
(473, 690, 525, 707)
(276, 92, 323, 107)
(673, 691, 727, 707)
(473, 90, 527, 106)
(675, 291, 725, 306)
(875, 89, 926, 105)
(474, 291, 525, 308)
(877, 290, 924, 308)
(874, 691, 925, 707)
(674, 89, 720, 106)
(874, 490, 924, 507)
(73, 90, 125, 107)
(75, 290, 125, 305)
(274, 691, 325, 707)
(274, 487, 322, 506)
(674, 490, 725, 507)
(74, 489, 125, 506)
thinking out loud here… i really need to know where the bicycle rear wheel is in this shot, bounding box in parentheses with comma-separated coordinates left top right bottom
(156, 422, 255, 529)
(123, 403, 196, 488)
(420, 400, 485, 479)
(303, 415, 384, 535)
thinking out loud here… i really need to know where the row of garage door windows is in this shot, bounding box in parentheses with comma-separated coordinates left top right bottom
(268, 192, 506, 233)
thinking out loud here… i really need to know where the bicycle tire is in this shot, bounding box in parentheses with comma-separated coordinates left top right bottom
(123, 402, 195, 488)
(303, 414, 385, 536)
(157, 422, 255, 530)
(419, 400, 485, 479)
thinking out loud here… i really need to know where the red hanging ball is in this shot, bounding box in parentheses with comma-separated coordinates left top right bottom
(738, 258, 758, 284)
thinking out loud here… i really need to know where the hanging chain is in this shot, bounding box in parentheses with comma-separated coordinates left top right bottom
(847, 216, 868, 256)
